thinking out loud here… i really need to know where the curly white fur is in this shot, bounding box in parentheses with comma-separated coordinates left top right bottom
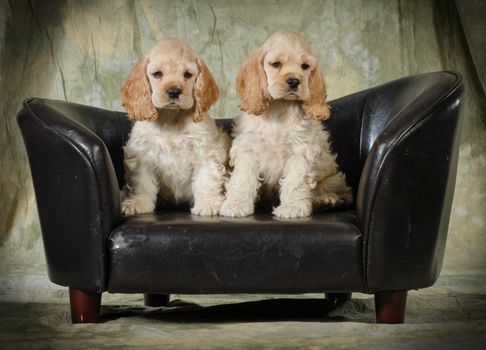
(220, 31, 352, 218)
(122, 113, 228, 216)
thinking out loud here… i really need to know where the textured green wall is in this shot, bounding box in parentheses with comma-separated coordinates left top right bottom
(1, 0, 485, 272)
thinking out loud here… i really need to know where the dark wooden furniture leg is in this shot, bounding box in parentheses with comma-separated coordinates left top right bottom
(325, 292, 352, 305)
(69, 287, 101, 323)
(144, 293, 170, 307)
(374, 291, 408, 324)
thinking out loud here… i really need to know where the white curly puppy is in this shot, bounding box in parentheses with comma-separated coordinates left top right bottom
(120, 38, 228, 216)
(220, 30, 352, 218)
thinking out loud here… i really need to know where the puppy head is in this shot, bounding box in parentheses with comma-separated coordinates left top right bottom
(237, 30, 330, 120)
(121, 38, 219, 122)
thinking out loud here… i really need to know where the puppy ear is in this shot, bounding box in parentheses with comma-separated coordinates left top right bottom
(194, 58, 220, 122)
(236, 49, 270, 116)
(120, 56, 158, 121)
(302, 65, 331, 121)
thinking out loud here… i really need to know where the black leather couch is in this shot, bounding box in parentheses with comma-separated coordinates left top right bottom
(17, 71, 464, 324)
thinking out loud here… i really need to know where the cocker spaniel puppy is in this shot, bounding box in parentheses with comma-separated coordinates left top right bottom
(120, 38, 228, 216)
(220, 30, 352, 218)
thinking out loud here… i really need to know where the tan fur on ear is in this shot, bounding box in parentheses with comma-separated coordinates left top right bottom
(302, 65, 331, 121)
(236, 49, 270, 116)
(193, 58, 220, 122)
(120, 57, 158, 121)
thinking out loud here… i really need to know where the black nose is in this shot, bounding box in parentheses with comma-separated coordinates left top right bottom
(286, 78, 300, 89)
(166, 88, 182, 99)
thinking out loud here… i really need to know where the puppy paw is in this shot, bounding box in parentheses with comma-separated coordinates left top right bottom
(121, 198, 153, 215)
(313, 193, 345, 208)
(219, 199, 254, 217)
(273, 204, 311, 218)
(191, 199, 223, 216)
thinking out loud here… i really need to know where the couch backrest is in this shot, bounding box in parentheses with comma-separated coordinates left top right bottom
(23, 72, 460, 206)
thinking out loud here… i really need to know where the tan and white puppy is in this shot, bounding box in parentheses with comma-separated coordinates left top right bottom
(120, 38, 228, 216)
(220, 30, 352, 218)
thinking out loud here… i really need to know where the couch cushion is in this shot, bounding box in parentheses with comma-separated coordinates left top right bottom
(107, 210, 364, 294)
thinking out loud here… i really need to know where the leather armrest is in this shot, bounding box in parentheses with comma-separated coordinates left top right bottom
(356, 72, 464, 292)
(327, 89, 372, 201)
(17, 98, 127, 292)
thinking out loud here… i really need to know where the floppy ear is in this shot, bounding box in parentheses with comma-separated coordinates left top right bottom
(302, 65, 331, 121)
(120, 56, 158, 121)
(193, 58, 220, 122)
(236, 48, 270, 116)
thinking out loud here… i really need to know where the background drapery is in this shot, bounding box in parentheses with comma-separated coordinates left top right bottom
(1, 0, 485, 275)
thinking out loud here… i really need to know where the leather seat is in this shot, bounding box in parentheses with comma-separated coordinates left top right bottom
(17, 71, 465, 324)
(107, 210, 363, 294)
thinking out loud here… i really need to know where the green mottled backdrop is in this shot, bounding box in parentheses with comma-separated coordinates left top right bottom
(1, 0, 485, 274)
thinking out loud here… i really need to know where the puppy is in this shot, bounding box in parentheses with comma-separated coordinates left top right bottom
(220, 30, 352, 218)
(120, 38, 228, 216)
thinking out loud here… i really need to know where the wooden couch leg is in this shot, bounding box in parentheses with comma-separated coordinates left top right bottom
(325, 292, 352, 305)
(374, 290, 408, 324)
(144, 293, 170, 307)
(69, 287, 101, 323)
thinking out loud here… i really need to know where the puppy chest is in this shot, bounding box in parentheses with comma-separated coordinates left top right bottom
(235, 124, 320, 185)
(154, 142, 196, 180)
(251, 132, 293, 183)
(128, 133, 194, 178)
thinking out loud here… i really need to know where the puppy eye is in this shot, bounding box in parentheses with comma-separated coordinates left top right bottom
(270, 61, 281, 68)
(301, 63, 310, 70)
(152, 71, 163, 79)
(184, 71, 193, 79)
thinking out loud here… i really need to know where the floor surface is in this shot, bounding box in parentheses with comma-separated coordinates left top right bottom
(1, 264, 485, 349)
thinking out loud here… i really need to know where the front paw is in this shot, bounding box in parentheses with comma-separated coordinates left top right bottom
(273, 203, 311, 218)
(219, 198, 254, 217)
(121, 198, 154, 215)
(191, 199, 223, 216)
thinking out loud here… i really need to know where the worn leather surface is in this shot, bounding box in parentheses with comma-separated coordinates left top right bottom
(107, 210, 363, 293)
(17, 71, 464, 294)
(17, 99, 129, 292)
(355, 71, 464, 292)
